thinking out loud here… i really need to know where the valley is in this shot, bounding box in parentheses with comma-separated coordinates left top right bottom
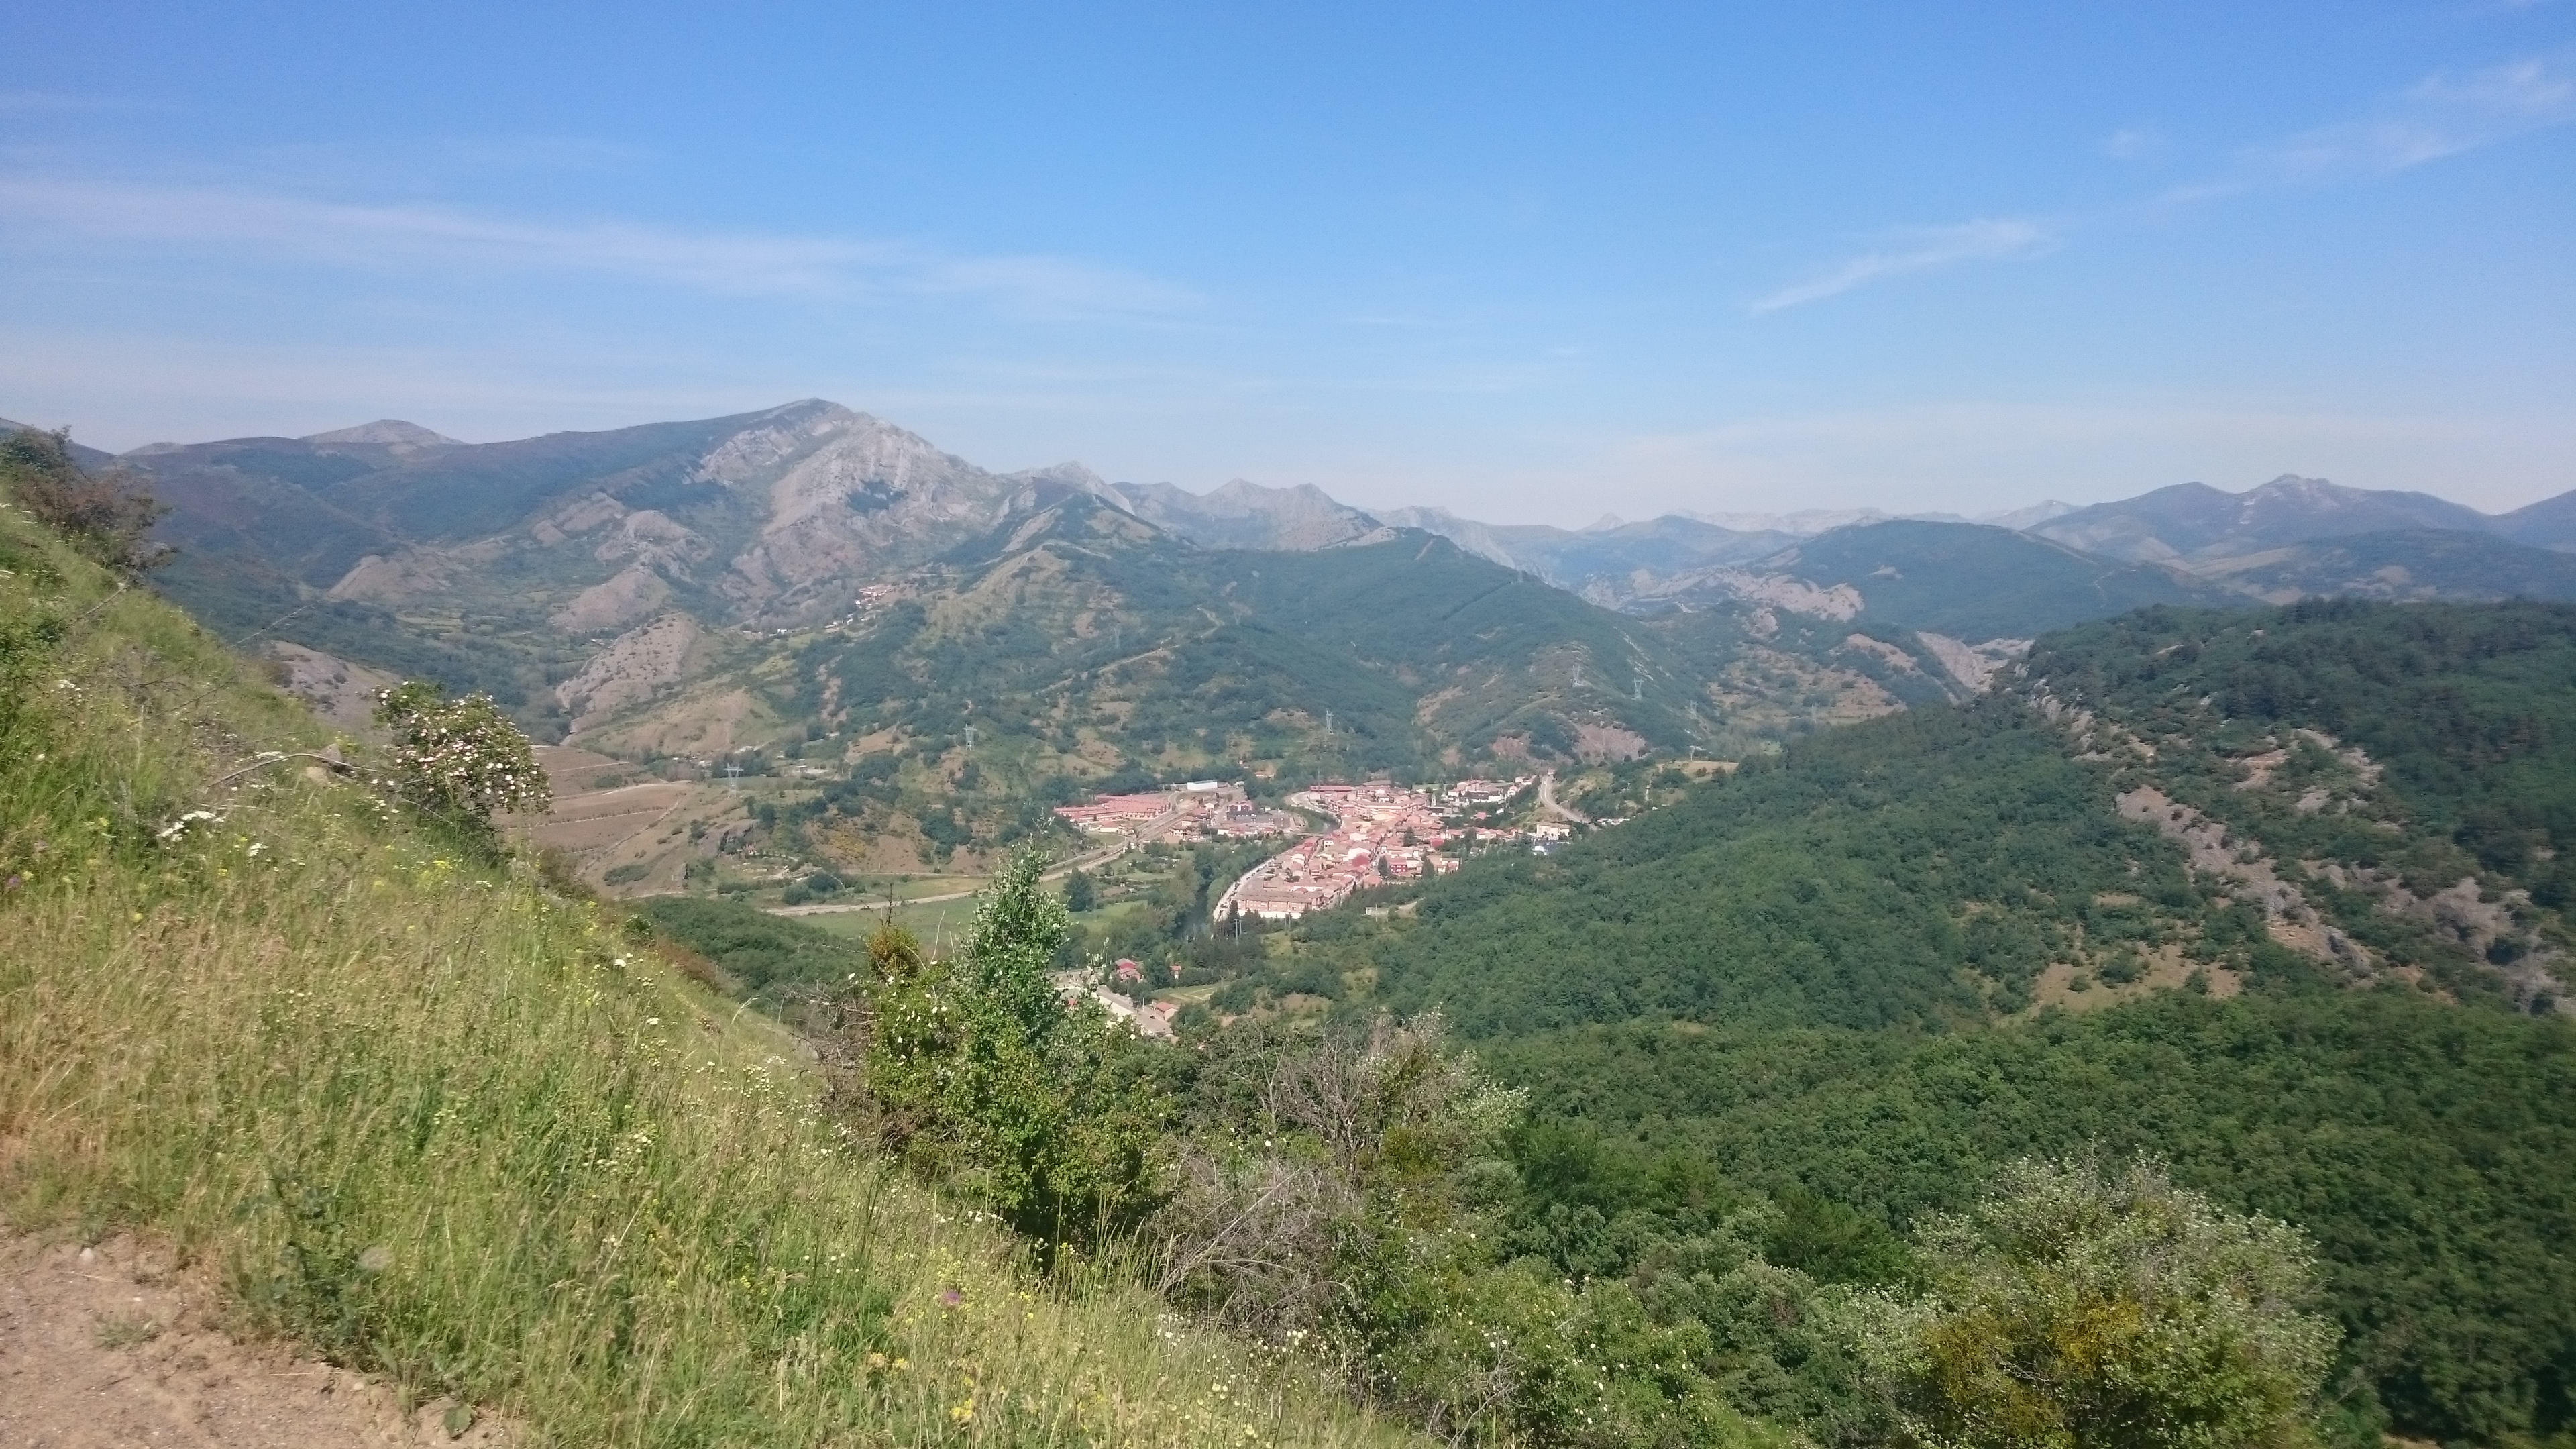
(10, 417, 2576, 1448)
(101, 400, 2576, 910)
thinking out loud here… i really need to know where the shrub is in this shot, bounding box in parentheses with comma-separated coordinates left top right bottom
(863, 848, 1170, 1243)
(1847, 1157, 2339, 1449)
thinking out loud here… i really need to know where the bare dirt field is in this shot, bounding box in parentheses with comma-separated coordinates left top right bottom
(0, 1228, 511, 1447)
(528, 781, 693, 852)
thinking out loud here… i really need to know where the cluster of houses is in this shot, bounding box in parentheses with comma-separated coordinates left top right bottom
(1214, 777, 1540, 922)
(1044, 772, 1593, 1036)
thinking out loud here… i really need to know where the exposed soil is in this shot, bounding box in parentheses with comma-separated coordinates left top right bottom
(0, 1228, 510, 1448)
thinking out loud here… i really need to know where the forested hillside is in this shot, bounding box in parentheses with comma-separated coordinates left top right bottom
(1371, 701, 2237, 1034)
(1277, 598, 2576, 1446)
(2029, 599, 2576, 919)
(1485, 998, 2575, 1446)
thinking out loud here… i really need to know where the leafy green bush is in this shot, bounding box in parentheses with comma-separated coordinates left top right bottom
(1847, 1158, 2338, 1449)
(863, 849, 1169, 1243)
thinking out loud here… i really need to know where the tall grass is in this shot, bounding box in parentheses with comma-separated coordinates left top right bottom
(0, 496, 1413, 1446)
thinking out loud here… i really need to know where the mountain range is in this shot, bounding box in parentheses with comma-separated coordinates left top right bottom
(9, 400, 2574, 780)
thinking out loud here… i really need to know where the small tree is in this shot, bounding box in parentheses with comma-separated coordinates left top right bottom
(1847, 1157, 2339, 1449)
(0, 427, 168, 572)
(865, 847, 1169, 1242)
(373, 681, 551, 840)
(1063, 867, 1097, 913)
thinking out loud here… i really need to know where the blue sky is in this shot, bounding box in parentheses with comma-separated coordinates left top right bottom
(2, 1, 2569, 523)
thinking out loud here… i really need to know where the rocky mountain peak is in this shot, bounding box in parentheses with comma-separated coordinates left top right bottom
(301, 419, 464, 451)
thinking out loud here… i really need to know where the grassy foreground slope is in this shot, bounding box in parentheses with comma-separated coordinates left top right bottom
(0, 462, 1409, 1445)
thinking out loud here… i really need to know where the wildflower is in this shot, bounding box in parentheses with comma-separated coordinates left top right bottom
(356, 1246, 394, 1273)
(155, 810, 221, 843)
(3, 875, 19, 892)
(937, 1287, 963, 1309)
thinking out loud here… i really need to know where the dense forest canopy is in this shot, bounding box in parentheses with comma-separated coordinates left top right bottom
(2029, 599, 2576, 907)
(1286, 600, 2576, 1446)
(1371, 700, 2259, 1034)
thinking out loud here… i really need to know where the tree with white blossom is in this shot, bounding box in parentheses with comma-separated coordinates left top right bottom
(372, 681, 551, 841)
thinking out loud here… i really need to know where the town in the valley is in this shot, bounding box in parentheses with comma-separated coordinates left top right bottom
(1053, 772, 1578, 924)
(1046, 771, 1581, 1037)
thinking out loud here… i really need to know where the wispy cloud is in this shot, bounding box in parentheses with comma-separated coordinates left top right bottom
(1751, 218, 2056, 313)
(0, 173, 1199, 319)
(1756, 53, 2573, 315)
(2235, 55, 2575, 185)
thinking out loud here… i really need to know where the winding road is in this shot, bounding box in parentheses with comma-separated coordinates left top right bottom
(1535, 771, 1591, 825)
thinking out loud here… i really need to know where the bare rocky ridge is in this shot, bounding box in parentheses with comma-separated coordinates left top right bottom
(549, 562, 675, 633)
(554, 613, 710, 732)
(1107, 477, 1383, 551)
(265, 643, 400, 732)
(2115, 784, 2381, 979)
(1609, 564, 1866, 621)
(1913, 631, 2029, 693)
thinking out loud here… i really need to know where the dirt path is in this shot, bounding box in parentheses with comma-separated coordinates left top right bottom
(0, 1228, 511, 1447)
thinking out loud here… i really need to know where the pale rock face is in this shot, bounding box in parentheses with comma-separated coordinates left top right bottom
(714, 407, 1024, 609)
(1377, 507, 1525, 568)
(551, 564, 674, 633)
(544, 492, 630, 538)
(1701, 568, 1864, 621)
(328, 551, 448, 601)
(1841, 633, 1922, 674)
(267, 641, 400, 730)
(301, 419, 462, 452)
(555, 613, 706, 730)
(1914, 632, 2031, 694)
(594, 510, 708, 575)
(1107, 478, 1382, 551)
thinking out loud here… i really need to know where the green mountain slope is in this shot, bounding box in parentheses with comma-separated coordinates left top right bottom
(2500, 487, 2576, 551)
(1755, 520, 2231, 637)
(1378, 701, 2199, 1034)
(1373, 598, 2573, 1039)
(2027, 598, 2576, 926)
(2032, 475, 2500, 562)
(2182, 527, 2576, 603)
(639, 496, 1741, 786)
